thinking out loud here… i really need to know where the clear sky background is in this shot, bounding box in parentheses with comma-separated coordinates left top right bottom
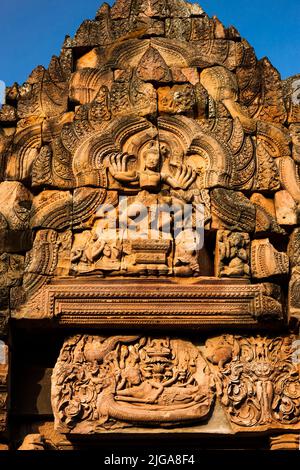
(0, 0, 299, 86)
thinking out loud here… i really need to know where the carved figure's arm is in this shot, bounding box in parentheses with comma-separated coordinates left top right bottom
(108, 152, 138, 184)
(163, 164, 196, 190)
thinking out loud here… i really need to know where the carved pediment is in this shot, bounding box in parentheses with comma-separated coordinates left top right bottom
(2, 0, 300, 446)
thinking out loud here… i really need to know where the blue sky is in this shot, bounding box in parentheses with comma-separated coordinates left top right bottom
(0, 0, 299, 86)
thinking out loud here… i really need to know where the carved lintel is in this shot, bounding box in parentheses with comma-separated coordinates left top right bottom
(52, 335, 215, 433)
(12, 278, 283, 327)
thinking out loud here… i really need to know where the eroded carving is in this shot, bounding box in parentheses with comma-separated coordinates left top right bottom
(0, 182, 32, 230)
(30, 191, 72, 230)
(251, 239, 289, 280)
(2, 0, 300, 443)
(215, 231, 250, 278)
(211, 189, 256, 232)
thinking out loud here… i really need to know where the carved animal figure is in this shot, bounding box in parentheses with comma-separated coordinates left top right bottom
(84, 336, 140, 363)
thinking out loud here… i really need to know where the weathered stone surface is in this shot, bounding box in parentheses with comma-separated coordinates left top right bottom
(18, 63, 68, 119)
(72, 187, 108, 230)
(5, 117, 43, 181)
(288, 228, 300, 268)
(0, 230, 33, 254)
(18, 434, 45, 451)
(251, 239, 289, 279)
(250, 193, 285, 234)
(215, 230, 250, 278)
(158, 84, 196, 114)
(0, 182, 32, 230)
(211, 189, 256, 232)
(276, 157, 300, 204)
(171, 67, 199, 84)
(34, 113, 75, 189)
(0, 105, 17, 124)
(24, 230, 72, 296)
(0, 311, 9, 337)
(12, 278, 282, 326)
(275, 190, 298, 226)
(288, 271, 300, 323)
(283, 74, 300, 123)
(30, 191, 72, 230)
(270, 434, 300, 451)
(290, 123, 300, 163)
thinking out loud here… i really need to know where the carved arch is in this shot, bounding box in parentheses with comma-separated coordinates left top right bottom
(107, 38, 190, 70)
(72, 116, 157, 187)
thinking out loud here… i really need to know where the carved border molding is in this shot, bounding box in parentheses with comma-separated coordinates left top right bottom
(12, 278, 283, 328)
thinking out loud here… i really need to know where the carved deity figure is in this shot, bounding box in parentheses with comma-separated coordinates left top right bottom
(108, 143, 196, 192)
(216, 231, 250, 277)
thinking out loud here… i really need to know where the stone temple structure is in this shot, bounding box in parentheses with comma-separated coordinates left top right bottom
(0, 0, 300, 451)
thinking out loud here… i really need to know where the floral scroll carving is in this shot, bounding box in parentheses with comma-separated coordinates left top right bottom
(205, 335, 300, 431)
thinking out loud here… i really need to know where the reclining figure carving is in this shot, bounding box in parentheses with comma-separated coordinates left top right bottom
(52, 335, 215, 433)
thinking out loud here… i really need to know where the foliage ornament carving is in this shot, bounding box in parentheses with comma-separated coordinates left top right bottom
(205, 335, 300, 431)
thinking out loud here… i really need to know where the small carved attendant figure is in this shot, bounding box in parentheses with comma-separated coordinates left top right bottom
(174, 230, 200, 276)
(216, 231, 250, 278)
(108, 143, 196, 192)
(115, 367, 164, 404)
